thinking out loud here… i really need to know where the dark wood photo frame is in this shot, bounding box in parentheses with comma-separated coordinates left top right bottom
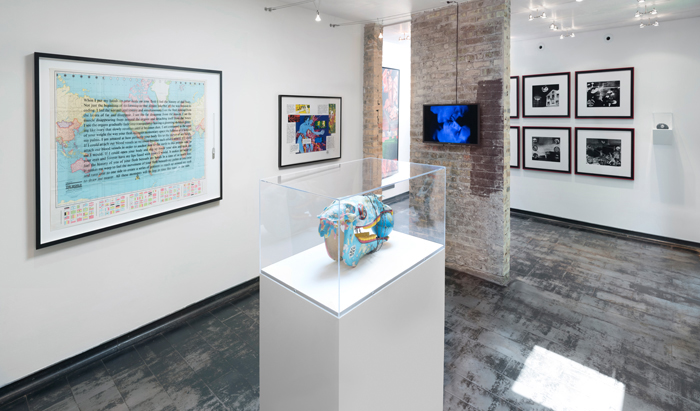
(510, 76, 520, 119)
(522, 126, 572, 174)
(522, 72, 571, 118)
(575, 127, 635, 180)
(510, 126, 520, 169)
(575, 67, 634, 119)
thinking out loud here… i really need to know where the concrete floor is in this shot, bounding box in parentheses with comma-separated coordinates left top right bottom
(2, 214, 699, 411)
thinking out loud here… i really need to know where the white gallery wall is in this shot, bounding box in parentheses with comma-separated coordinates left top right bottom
(0, 0, 363, 387)
(511, 17, 700, 243)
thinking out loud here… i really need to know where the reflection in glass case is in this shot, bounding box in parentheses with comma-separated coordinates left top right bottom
(259, 158, 446, 317)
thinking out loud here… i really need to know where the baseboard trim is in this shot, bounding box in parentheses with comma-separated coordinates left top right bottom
(511, 209, 700, 252)
(0, 276, 260, 406)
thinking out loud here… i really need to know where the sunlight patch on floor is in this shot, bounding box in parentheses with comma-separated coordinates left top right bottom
(511, 346, 625, 411)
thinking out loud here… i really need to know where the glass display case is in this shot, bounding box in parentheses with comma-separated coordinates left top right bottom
(259, 158, 446, 317)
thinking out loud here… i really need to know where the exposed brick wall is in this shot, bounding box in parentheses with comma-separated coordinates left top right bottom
(410, 0, 511, 285)
(362, 23, 384, 190)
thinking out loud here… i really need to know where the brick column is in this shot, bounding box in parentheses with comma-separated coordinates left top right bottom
(362, 23, 383, 190)
(411, 0, 511, 285)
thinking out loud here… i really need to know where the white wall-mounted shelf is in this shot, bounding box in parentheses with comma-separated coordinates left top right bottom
(653, 112, 673, 145)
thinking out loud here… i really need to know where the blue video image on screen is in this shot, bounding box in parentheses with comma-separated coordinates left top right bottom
(423, 104, 478, 144)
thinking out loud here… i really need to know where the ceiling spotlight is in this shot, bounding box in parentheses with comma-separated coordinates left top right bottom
(640, 17, 660, 28)
(636, 5, 659, 19)
(315, 10, 321, 22)
(637, 0, 644, 2)
(529, 10, 546, 21)
(549, 22, 558, 30)
(560, 32, 575, 39)
(378, 31, 383, 39)
(576, 0, 583, 2)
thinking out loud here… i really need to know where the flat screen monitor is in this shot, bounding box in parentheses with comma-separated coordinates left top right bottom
(423, 104, 479, 145)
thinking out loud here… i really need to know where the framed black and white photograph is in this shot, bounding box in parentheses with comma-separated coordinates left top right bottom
(510, 76, 520, 118)
(522, 127, 571, 173)
(510, 126, 520, 168)
(278, 95, 342, 168)
(575, 68, 634, 119)
(575, 128, 635, 180)
(35, 53, 223, 249)
(522, 72, 570, 118)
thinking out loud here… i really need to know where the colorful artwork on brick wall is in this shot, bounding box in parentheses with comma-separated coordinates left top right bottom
(382, 67, 400, 177)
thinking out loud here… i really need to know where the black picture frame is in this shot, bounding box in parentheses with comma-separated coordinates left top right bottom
(575, 127, 635, 180)
(278, 95, 342, 168)
(510, 76, 520, 119)
(522, 72, 571, 118)
(575, 67, 634, 119)
(35, 52, 223, 249)
(522, 127, 572, 174)
(510, 126, 520, 169)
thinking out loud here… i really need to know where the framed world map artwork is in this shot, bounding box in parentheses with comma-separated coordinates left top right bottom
(35, 53, 223, 248)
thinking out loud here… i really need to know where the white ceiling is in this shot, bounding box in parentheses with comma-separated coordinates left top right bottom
(268, 0, 700, 41)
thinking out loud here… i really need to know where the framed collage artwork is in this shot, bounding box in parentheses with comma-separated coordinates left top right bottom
(278, 95, 342, 168)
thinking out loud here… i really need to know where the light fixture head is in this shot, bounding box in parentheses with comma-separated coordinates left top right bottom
(315, 10, 321, 22)
(637, 0, 644, 3)
(651, 8, 657, 15)
(576, 0, 583, 2)
(640, 23, 645, 28)
(635, 11, 641, 17)
(560, 34, 564, 39)
(542, 12, 547, 18)
(653, 20, 659, 26)
(529, 14, 533, 20)
(378, 31, 383, 39)
(571, 32, 575, 37)
(550, 22, 556, 30)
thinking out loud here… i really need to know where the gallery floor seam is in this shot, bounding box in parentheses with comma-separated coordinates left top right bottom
(2, 212, 700, 411)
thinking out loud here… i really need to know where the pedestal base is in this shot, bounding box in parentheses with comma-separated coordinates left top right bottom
(260, 249, 445, 411)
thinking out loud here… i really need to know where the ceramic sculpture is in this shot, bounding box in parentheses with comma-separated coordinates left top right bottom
(317, 194, 394, 267)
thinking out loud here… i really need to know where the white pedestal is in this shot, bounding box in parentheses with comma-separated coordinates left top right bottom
(653, 129, 673, 145)
(260, 248, 445, 411)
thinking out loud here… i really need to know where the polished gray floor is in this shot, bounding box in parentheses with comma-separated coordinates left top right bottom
(444, 216, 700, 411)
(2, 214, 699, 411)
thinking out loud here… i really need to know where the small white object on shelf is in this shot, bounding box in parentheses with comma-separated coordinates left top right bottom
(653, 112, 673, 145)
